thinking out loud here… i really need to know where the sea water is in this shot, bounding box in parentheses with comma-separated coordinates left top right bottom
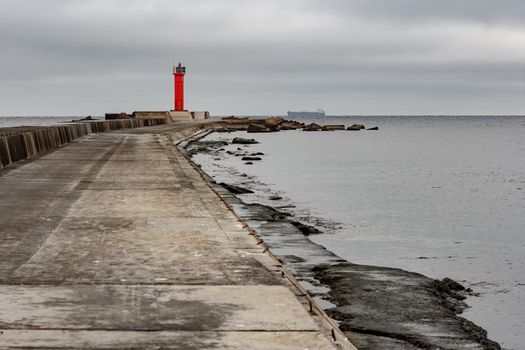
(195, 116, 525, 350)
(0, 116, 81, 128)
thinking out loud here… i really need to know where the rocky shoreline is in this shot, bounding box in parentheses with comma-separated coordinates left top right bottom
(182, 128, 501, 350)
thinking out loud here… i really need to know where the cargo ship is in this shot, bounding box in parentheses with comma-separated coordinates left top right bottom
(287, 109, 325, 118)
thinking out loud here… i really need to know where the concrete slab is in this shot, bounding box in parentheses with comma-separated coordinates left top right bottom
(0, 330, 336, 350)
(7, 217, 278, 285)
(0, 285, 318, 331)
(67, 190, 212, 218)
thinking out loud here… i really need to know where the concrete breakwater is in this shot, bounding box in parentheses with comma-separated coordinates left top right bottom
(0, 118, 165, 169)
(0, 119, 352, 349)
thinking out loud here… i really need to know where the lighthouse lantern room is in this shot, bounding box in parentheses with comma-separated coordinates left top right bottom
(173, 63, 186, 111)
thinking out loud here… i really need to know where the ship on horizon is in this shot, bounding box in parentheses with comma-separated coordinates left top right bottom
(287, 109, 325, 118)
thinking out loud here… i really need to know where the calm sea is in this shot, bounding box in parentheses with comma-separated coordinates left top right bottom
(195, 116, 525, 350)
(0, 116, 80, 127)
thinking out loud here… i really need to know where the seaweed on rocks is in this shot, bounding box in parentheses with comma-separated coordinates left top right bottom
(312, 263, 501, 350)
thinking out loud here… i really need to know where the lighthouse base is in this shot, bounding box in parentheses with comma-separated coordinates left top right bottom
(168, 111, 193, 123)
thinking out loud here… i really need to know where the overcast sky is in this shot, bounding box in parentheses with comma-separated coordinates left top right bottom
(1, 0, 524, 116)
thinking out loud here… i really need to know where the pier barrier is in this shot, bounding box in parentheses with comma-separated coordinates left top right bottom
(0, 119, 165, 169)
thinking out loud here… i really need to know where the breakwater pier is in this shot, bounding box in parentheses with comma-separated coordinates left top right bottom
(0, 119, 353, 349)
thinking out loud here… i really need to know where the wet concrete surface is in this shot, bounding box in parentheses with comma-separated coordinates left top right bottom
(0, 124, 346, 349)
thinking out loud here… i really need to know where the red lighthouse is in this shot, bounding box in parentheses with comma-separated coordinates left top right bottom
(173, 63, 186, 111)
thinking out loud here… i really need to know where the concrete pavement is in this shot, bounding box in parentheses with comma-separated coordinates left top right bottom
(0, 126, 350, 349)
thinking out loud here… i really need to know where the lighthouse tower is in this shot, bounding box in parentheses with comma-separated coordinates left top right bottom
(173, 63, 186, 111)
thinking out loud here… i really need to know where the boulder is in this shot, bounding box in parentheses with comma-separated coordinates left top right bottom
(322, 124, 345, 131)
(222, 115, 248, 121)
(269, 195, 283, 201)
(265, 117, 284, 127)
(303, 123, 323, 131)
(367, 126, 379, 130)
(195, 140, 228, 148)
(220, 125, 249, 131)
(280, 120, 305, 130)
(247, 124, 272, 133)
(241, 156, 262, 161)
(347, 123, 365, 131)
(232, 137, 259, 144)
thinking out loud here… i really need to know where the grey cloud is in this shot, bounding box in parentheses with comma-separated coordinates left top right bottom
(0, 0, 524, 115)
(323, 0, 525, 25)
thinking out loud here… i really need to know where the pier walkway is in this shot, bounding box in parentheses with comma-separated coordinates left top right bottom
(0, 124, 346, 349)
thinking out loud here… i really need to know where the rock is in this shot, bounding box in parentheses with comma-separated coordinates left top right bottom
(215, 128, 231, 133)
(219, 182, 254, 194)
(245, 161, 253, 165)
(269, 195, 283, 201)
(322, 124, 345, 131)
(242, 203, 291, 221)
(275, 204, 296, 209)
(241, 156, 262, 161)
(313, 263, 501, 350)
(232, 137, 259, 144)
(367, 126, 379, 130)
(288, 220, 321, 235)
(250, 152, 264, 156)
(222, 115, 248, 121)
(347, 123, 365, 130)
(303, 123, 323, 131)
(247, 124, 272, 133)
(280, 120, 305, 130)
(439, 277, 466, 291)
(265, 117, 284, 127)
(195, 140, 228, 148)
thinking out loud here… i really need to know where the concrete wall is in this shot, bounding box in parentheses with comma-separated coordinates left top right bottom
(0, 119, 165, 170)
(190, 111, 210, 120)
(168, 111, 193, 122)
(105, 113, 131, 120)
(132, 111, 170, 120)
